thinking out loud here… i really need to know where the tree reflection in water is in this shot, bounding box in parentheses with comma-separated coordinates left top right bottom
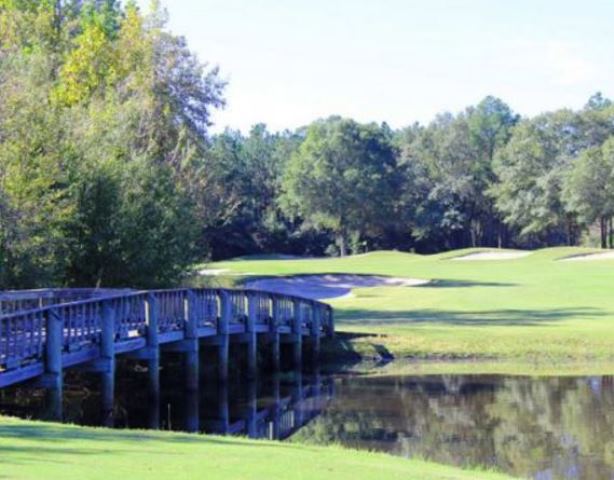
(292, 375, 614, 480)
(1, 366, 612, 479)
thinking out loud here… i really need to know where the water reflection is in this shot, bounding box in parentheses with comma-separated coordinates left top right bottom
(0, 363, 334, 441)
(293, 375, 614, 480)
(1, 369, 612, 479)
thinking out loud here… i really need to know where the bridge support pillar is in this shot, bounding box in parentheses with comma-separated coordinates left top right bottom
(311, 303, 321, 366)
(145, 293, 161, 397)
(292, 300, 302, 371)
(246, 294, 258, 380)
(270, 374, 281, 440)
(43, 387, 63, 422)
(270, 298, 281, 371)
(271, 332, 281, 371)
(184, 291, 199, 392)
(246, 380, 258, 438)
(184, 390, 199, 433)
(148, 383, 160, 429)
(218, 383, 230, 434)
(292, 371, 304, 428)
(42, 307, 63, 420)
(100, 301, 116, 426)
(218, 291, 231, 382)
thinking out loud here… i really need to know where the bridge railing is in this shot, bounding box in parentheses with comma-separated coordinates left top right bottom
(0, 288, 333, 375)
(0, 288, 131, 318)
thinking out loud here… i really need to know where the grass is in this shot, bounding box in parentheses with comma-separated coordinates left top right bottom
(0, 416, 516, 480)
(204, 247, 614, 368)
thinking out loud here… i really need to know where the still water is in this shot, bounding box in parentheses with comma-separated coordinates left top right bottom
(0, 363, 612, 480)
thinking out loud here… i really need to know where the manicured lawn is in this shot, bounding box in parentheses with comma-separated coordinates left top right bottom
(206, 247, 614, 365)
(0, 417, 515, 480)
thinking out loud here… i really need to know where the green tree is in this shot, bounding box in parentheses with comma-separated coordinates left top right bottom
(281, 118, 397, 256)
(0, 0, 224, 287)
(491, 110, 582, 245)
(564, 138, 614, 248)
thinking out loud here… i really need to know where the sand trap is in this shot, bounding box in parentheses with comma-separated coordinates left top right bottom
(198, 268, 229, 276)
(561, 251, 614, 262)
(197, 269, 256, 277)
(245, 274, 429, 300)
(452, 251, 531, 261)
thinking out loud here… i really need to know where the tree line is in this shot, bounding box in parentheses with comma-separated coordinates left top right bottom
(1, 2, 614, 288)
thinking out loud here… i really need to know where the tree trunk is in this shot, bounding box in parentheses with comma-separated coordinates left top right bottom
(600, 217, 607, 249)
(337, 234, 347, 257)
(609, 217, 613, 249)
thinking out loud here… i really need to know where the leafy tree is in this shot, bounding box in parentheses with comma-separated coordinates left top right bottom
(281, 117, 398, 256)
(0, 0, 224, 287)
(491, 110, 582, 245)
(564, 138, 614, 248)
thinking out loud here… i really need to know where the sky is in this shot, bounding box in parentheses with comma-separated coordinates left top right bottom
(137, 0, 614, 133)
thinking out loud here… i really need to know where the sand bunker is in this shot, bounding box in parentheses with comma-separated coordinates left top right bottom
(245, 274, 429, 300)
(198, 268, 229, 276)
(561, 251, 614, 262)
(452, 251, 531, 261)
(197, 269, 256, 277)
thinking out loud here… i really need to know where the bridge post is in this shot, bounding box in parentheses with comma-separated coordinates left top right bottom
(43, 307, 63, 420)
(145, 293, 160, 396)
(311, 302, 321, 364)
(218, 290, 231, 382)
(270, 297, 281, 372)
(100, 300, 116, 425)
(291, 300, 302, 370)
(246, 380, 258, 438)
(44, 307, 63, 389)
(327, 305, 335, 338)
(148, 387, 161, 429)
(292, 371, 304, 428)
(184, 389, 200, 433)
(270, 373, 281, 440)
(184, 290, 199, 392)
(246, 293, 258, 380)
(217, 383, 230, 434)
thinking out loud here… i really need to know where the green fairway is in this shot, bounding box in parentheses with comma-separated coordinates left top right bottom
(0, 417, 515, 480)
(205, 247, 614, 365)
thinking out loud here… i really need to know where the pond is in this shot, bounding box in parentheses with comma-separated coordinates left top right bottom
(1, 363, 612, 480)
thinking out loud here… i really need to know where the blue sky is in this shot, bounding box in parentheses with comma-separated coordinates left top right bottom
(138, 0, 614, 133)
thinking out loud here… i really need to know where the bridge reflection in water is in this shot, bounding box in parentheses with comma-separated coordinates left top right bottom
(0, 369, 334, 441)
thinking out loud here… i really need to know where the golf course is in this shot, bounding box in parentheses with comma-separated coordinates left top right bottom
(3, 2, 614, 478)
(204, 247, 614, 370)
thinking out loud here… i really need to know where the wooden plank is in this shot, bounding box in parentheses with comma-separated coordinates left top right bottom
(196, 326, 217, 337)
(158, 330, 185, 344)
(0, 363, 44, 388)
(115, 338, 147, 354)
(63, 347, 99, 368)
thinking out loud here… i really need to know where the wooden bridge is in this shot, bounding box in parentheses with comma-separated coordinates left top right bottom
(0, 288, 334, 394)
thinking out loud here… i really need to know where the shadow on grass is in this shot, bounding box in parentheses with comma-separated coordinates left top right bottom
(337, 307, 607, 327)
(0, 421, 327, 454)
(415, 279, 518, 288)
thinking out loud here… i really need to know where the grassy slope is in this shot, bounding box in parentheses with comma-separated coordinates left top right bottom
(208, 247, 614, 364)
(0, 417, 515, 480)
